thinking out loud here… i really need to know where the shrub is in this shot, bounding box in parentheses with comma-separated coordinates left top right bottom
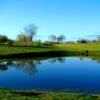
(0, 35, 8, 44)
(77, 39, 90, 43)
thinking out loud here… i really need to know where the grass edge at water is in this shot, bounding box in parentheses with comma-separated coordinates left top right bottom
(0, 88, 100, 100)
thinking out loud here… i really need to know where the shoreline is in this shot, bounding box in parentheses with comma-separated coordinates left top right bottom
(0, 88, 99, 100)
(0, 50, 100, 59)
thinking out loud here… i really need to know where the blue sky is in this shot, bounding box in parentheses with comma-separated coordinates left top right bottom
(0, 0, 100, 41)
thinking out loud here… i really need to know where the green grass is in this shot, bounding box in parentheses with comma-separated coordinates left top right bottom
(0, 88, 100, 100)
(55, 42, 100, 51)
(0, 42, 100, 57)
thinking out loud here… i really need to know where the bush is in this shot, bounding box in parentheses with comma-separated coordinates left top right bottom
(77, 39, 90, 43)
(0, 35, 8, 44)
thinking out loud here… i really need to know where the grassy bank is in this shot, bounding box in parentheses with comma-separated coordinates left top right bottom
(0, 42, 100, 58)
(0, 88, 100, 100)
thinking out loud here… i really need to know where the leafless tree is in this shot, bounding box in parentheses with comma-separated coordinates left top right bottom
(24, 24, 38, 41)
(48, 34, 57, 42)
(57, 35, 65, 43)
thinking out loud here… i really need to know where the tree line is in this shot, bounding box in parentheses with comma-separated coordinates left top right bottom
(0, 24, 66, 46)
(0, 23, 100, 46)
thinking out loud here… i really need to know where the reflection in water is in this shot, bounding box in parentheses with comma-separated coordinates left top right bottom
(48, 56, 100, 64)
(79, 57, 100, 64)
(0, 57, 100, 72)
(0, 57, 100, 75)
(15, 61, 38, 75)
(0, 57, 100, 92)
(0, 60, 42, 75)
(48, 57, 65, 63)
(91, 57, 100, 63)
(79, 57, 84, 61)
(0, 57, 65, 74)
(0, 62, 8, 71)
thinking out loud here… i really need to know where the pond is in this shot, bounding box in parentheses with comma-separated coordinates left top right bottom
(0, 57, 100, 93)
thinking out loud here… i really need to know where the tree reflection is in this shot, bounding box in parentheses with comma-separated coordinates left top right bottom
(48, 57, 65, 63)
(1, 56, 100, 75)
(91, 57, 100, 63)
(0, 60, 42, 75)
(0, 62, 8, 71)
(6, 60, 13, 66)
(15, 60, 38, 75)
(79, 57, 100, 64)
(79, 57, 84, 61)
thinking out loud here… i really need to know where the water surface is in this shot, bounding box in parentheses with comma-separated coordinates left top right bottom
(0, 57, 100, 93)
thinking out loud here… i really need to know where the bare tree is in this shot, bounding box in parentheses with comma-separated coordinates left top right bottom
(24, 24, 38, 41)
(48, 34, 57, 42)
(57, 35, 65, 43)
